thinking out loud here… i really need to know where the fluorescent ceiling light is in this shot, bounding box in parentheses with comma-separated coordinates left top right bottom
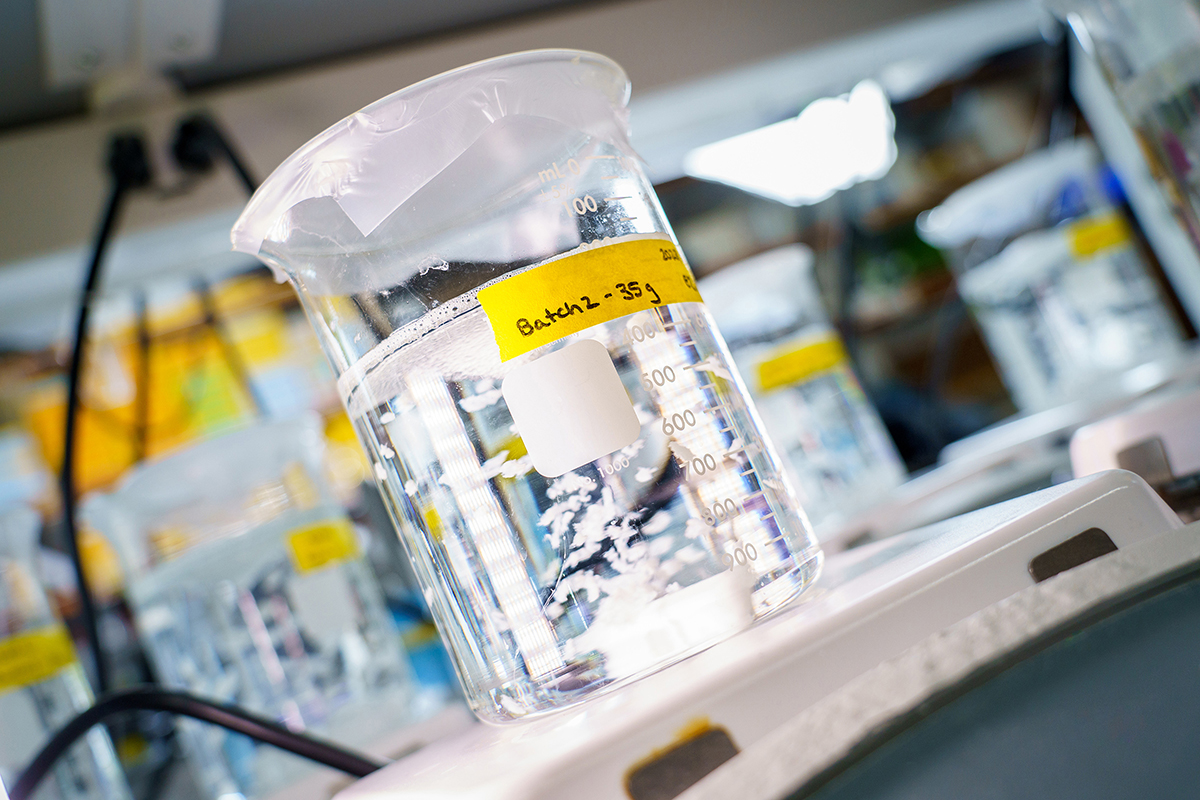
(683, 79, 898, 206)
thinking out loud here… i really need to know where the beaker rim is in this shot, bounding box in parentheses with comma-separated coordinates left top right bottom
(370, 49, 631, 112)
(231, 49, 631, 258)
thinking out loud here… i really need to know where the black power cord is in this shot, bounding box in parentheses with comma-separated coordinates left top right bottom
(9, 688, 386, 800)
(62, 134, 153, 695)
(51, 115, 396, 800)
(172, 113, 258, 196)
(44, 118, 390, 800)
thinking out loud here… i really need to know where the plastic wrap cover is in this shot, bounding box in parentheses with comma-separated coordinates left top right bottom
(231, 50, 632, 265)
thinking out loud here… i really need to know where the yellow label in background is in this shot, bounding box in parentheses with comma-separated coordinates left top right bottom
(0, 626, 77, 694)
(224, 309, 288, 368)
(477, 237, 703, 361)
(756, 334, 848, 392)
(1068, 213, 1131, 257)
(287, 519, 360, 573)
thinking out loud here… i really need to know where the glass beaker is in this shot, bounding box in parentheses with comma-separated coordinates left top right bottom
(83, 418, 414, 798)
(699, 246, 906, 539)
(231, 50, 821, 722)
(0, 507, 131, 800)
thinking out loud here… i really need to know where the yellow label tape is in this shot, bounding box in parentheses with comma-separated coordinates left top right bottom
(1068, 213, 1131, 258)
(287, 519, 360, 574)
(756, 334, 848, 392)
(477, 237, 703, 361)
(0, 626, 77, 694)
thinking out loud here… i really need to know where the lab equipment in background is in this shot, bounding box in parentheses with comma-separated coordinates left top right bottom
(1071, 385, 1200, 521)
(0, 506, 131, 800)
(826, 344, 1200, 545)
(1049, 0, 1200, 252)
(698, 245, 906, 540)
(83, 417, 417, 800)
(920, 138, 1184, 411)
(19, 276, 264, 494)
(10, 270, 340, 499)
(958, 212, 1182, 410)
(917, 138, 1101, 270)
(232, 50, 822, 722)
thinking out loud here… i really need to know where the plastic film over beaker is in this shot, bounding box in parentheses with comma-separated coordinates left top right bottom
(232, 50, 822, 722)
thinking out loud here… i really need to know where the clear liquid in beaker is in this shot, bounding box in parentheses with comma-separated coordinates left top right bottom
(342, 296, 820, 720)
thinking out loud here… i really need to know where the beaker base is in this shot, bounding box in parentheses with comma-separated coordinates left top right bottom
(471, 549, 823, 724)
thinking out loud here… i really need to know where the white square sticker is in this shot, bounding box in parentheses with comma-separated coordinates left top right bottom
(502, 339, 640, 478)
